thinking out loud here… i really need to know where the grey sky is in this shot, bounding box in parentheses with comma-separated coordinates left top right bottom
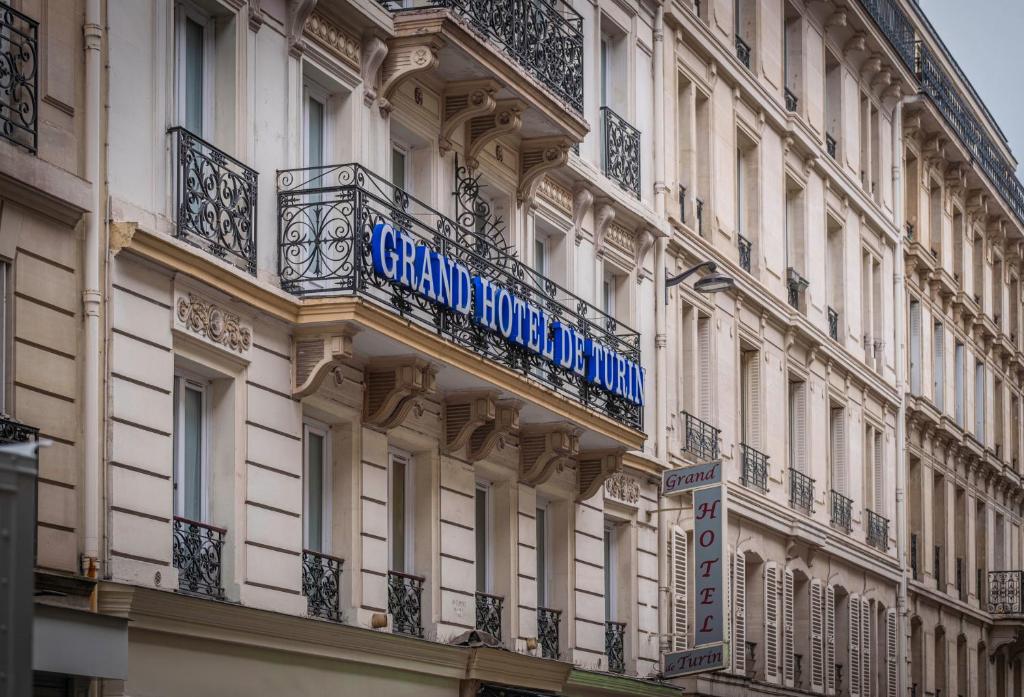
(917, 0, 1024, 175)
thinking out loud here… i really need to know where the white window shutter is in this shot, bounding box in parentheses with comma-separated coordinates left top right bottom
(810, 580, 825, 691)
(732, 552, 747, 675)
(873, 431, 884, 518)
(748, 354, 762, 448)
(849, 595, 861, 697)
(885, 608, 897, 697)
(831, 408, 847, 496)
(825, 585, 836, 695)
(861, 599, 872, 697)
(909, 301, 922, 394)
(783, 567, 795, 687)
(698, 317, 712, 420)
(671, 526, 688, 650)
(933, 322, 945, 410)
(765, 562, 779, 683)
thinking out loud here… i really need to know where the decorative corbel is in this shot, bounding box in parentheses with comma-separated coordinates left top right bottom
(860, 55, 882, 81)
(466, 400, 521, 462)
(444, 391, 497, 453)
(287, 0, 317, 57)
(363, 357, 437, 430)
(634, 226, 661, 282)
(576, 448, 625, 502)
(293, 329, 358, 398)
(439, 81, 499, 155)
(361, 36, 388, 107)
(842, 32, 866, 58)
(109, 221, 137, 256)
(379, 37, 443, 116)
(825, 8, 847, 30)
(572, 185, 593, 246)
(466, 100, 524, 170)
(248, 0, 264, 32)
(519, 424, 580, 486)
(517, 137, 571, 205)
(871, 68, 892, 92)
(593, 199, 615, 257)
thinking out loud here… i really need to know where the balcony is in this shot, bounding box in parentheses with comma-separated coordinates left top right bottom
(601, 107, 640, 198)
(987, 570, 1023, 614)
(910, 532, 918, 579)
(0, 414, 39, 444)
(683, 411, 720, 462)
(830, 490, 852, 532)
(784, 88, 798, 112)
(388, 570, 424, 637)
(788, 468, 814, 514)
(475, 591, 503, 641)
(169, 127, 258, 275)
(787, 268, 808, 311)
(276, 163, 643, 432)
(825, 133, 837, 159)
(302, 549, 344, 622)
(866, 509, 889, 551)
(0, 3, 37, 153)
(538, 606, 561, 659)
(739, 443, 768, 492)
(172, 516, 226, 599)
(695, 198, 705, 234)
(605, 621, 626, 673)
(735, 36, 751, 68)
(827, 307, 839, 341)
(738, 235, 752, 273)
(858, 0, 916, 69)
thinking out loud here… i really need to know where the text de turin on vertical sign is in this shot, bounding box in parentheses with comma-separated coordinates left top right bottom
(660, 460, 727, 678)
(370, 222, 645, 406)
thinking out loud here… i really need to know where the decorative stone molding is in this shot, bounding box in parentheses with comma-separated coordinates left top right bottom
(842, 32, 866, 58)
(248, 0, 263, 32)
(445, 392, 497, 453)
(379, 38, 443, 116)
(517, 137, 571, 205)
(577, 448, 624, 502)
(361, 37, 388, 106)
(304, 11, 361, 71)
(466, 101, 524, 170)
(537, 177, 573, 216)
(109, 221, 137, 256)
(592, 200, 616, 257)
(175, 293, 252, 356)
(466, 400, 520, 463)
(519, 424, 579, 486)
(287, 0, 317, 57)
(572, 185, 593, 246)
(293, 329, 358, 399)
(440, 81, 499, 155)
(363, 357, 437, 430)
(604, 472, 640, 505)
(635, 226, 659, 282)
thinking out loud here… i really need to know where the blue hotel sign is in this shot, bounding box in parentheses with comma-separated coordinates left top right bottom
(370, 221, 646, 407)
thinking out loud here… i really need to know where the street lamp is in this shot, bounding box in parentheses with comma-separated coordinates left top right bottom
(664, 260, 735, 303)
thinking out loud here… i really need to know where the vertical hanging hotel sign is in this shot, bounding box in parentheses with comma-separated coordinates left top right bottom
(660, 460, 728, 678)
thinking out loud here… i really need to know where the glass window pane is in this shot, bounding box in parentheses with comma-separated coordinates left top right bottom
(392, 147, 406, 191)
(184, 17, 204, 136)
(183, 384, 203, 521)
(307, 96, 324, 169)
(307, 431, 324, 551)
(476, 487, 487, 592)
(536, 507, 546, 608)
(391, 457, 406, 572)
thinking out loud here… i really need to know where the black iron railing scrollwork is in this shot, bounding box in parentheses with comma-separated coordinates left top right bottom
(276, 163, 643, 431)
(784, 88, 798, 112)
(866, 509, 889, 551)
(537, 607, 561, 659)
(172, 516, 226, 599)
(600, 106, 640, 198)
(738, 235, 751, 273)
(683, 411, 720, 462)
(988, 570, 1022, 614)
(303, 549, 344, 621)
(169, 127, 258, 275)
(788, 468, 814, 514)
(605, 621, 626, 673)
(475, 592, 503, 641)
(830, 490, 852, 532)
(740, 443, 768, 492)
(0, 414, 39, 444)
(388, 570, 424, 636)
(695, 198, 704, 234)
(0, 3, 37, 153)
(828, 306, 839, 340)
(379, 0, 583, 113)
(735, 36, 751, 68)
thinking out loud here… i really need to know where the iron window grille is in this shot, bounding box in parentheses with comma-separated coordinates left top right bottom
(740, 443, 768, 492)
(172, 516, 226, 599)
(302, 549, 344, 622)
(683, 411, 720, 462)
(537, 607, 561, 659)
(865, 509, 889, 551)
(605, 621, 626, 673)
(828, 306, 839, 340)
(825, 133, 837, 159)
(169, 127, 258, 275)
(735, 36, 751, 67)
(738, 235, 752, 273)
(784, 87, 798, 112)
(788, 468, 814, 514)
(600, 106, 641, 198)
(0, 3, 37, 153)
(475, 591, 503, 641)
(830, 490, 852, 532)
(388, 570, 425, 637)
(988, 570, 1022, 614)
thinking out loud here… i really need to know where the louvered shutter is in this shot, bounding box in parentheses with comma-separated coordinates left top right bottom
(934, 322, 945, 411)
(831, 408, 847, 496)
(747, 354, 762, 448)
(765, 562, 779, 683)
(825, 585, 836, 695)
(732, 552, 747, 675)
(793, 384, 807, 473)
(885, 608, 897, 697)
(849, 595, 861, 697)
(909, 301, 922, 394)
(861, 599, 872, 697)
(873, 431, 884, 518)
(810, 580, 825, 691)
(671, 526, 688, 650)
(783, 567, 795, 687)
(698, 317, 712, 420)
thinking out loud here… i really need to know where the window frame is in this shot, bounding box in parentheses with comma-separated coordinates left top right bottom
(173, 372, 210, 522)
(174, 1, 216, 137)
(303, 419, 332, 552)
(390, 141, 410, 194)
(536, 500, 550, 609)
(0, 260, 9, 414)
(388, 448, 415, 573)
(303, 81, 331, 170)
(475, 481, 493, 594)
(604, 519, 618, 622)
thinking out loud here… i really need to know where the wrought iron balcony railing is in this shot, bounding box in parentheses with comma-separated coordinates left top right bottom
(827, 306, 839, 340)
(388, 570, 424, 636)
(784, 88, 798, 112)
(538, 606, 561, 659)
(277, 163, 642, 431)
(605, 621, 626, 673)
(866, 509, 889, 551)
(600, 107, 640, 198)
(0, 414, 39, 444)
(380, 0, 583, 113)
(738, 235, 751, 273)
(740, 443, 768, 492)
(475, 591, 503, 641)
(910, 532, 919, 580)
(825, 133, 837, 159)
(830, 490, 852, 532)
(788, 468, 814, 514)
(787, 268, 808, 310)
(302, 549, 344, 621)
(735, 36, 751, 68)
(988, 570, 1022, 614)
(0, 3, 37, 153)
(695, 198, 705, 234)
(858, 0, 916, 70)
(683, 411, 720, 462)
(172, 516, 226, 599)
(169, 127, 258, 275)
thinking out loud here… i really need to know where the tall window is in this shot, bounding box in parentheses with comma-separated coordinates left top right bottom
(303, 422, 331, 552)
(830, 406, 847, 496)
(173, 374, 208, 521)
(975, 361, 986, 443)
(304, 86, 327, 170)
(604, 521, 617, 621)
(865, 424, 884, 515)
(783, 2, 802, 108)
(536, 504, 549, 608)
(824, 52, 841, 153)
(954, 341, 965, 427)
(909, 299, 922, 394)
(391, 143, 408, 192)
(973, 233, 985, 306)
(928, 179, 943, 259)
(788, 379, 807, 473)
(389, 450, 413, 573)
(475, 484, 490, 593)
(933, 322, 944, 412)
(740, 348, 761, 446)
(176, 6, 213, 137)
(0, 261, 8, 414)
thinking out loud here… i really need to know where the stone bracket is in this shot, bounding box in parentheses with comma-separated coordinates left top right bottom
(379, 37, 443, 116)
(444, 392, 497, 453)
(576, 448, 625, 502)
(466, 400, 521, 463)
(466, 100, 524, 170)
(363, 357, 437, 430)
(293, 330, 357, 399)
(519, 424, 580, 487)
(518, 137, 572, 205)
(440, 80, 500, 155)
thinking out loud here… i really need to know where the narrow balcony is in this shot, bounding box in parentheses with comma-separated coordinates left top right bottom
(825, 133, 837, 159)
(788, 468, 814, 514)
(695, 198, 705, 234)
(0, 3, 37, 153)
(0, 414, 39, 444)
(600, 106, 640, 198)
(787, 267, 808, 311)
(738, 235, 752, 273)
(169, 127, 258, 275)
(827, 307, 839, 341)
(910, 532, 919, 579)
(605, 621, 626, 674)
(739, 443, 768, 492)
(683, 411, 720, 462)
(475, 591, 503, 641)
(784, 87, 798, 112)
(387, 570, 424, 637)
(830, 490, 852, 532)
(956, 557, 965, 602)
(537, 606, 561, 659)
(302, 549, 344, 622)
(735, 36, 751, 68)
(866, 509, 889, 551)
(172, 516, 226, 599)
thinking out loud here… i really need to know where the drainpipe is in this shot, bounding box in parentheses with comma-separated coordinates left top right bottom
(82, 0, 104, 590)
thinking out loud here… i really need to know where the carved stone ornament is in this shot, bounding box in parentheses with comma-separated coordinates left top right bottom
(176, 294, 252, 354)
(304, 11, 361, 70)
(604, 472, 640, 505)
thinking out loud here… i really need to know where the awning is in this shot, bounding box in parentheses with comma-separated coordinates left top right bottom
(33, 604, 128, 679)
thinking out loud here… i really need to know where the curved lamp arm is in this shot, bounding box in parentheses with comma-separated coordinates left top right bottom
(664, 261, 718, 304)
